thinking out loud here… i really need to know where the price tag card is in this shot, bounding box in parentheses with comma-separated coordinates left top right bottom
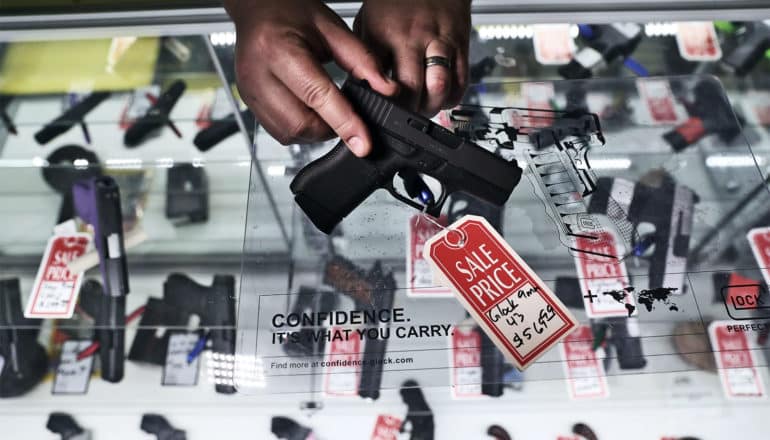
(323, 326, 362, 397)
(53, 340, 94, 394)
(709, 321, 766, 400)
(196, 87, 235, 129)
(26, 234, 91, 319)
(407, 215, 452, 297)
(532, 24, 574, 65)
(119, 85, 161, 129)
(574, 231, 637, 318)
(425, 215, 578, 370)
(370, 414, 402, 440)
(748, 227, 770, 287)
(162, 333, 201, 386)
(449, 326, 482, 399)
(636, 78, 680, 124)
(521, 82, 555, 129)
(560, 325, 609, 399)
(675, 22, 722, 62)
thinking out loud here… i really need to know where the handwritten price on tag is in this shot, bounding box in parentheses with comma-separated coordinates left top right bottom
(425, 216, 577, 370)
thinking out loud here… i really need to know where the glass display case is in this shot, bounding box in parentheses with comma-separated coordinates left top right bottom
(1, 3, 770, 439)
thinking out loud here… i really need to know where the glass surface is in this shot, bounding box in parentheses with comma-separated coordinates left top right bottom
(237, 76, 770, 406)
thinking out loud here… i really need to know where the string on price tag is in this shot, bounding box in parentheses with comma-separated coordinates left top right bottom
(424, 215, 577, 370)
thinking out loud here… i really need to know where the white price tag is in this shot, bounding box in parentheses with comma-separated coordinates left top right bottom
(748, 227, 770, 287)
(407, 215, 452, 297)
(53, 340, 94, 394)
(532, 24, 574, 65)
(26, 234, 91, 319)
(120, 85, 161, 129)
(560, 325, 609, 399)
(636, 78, 682, 124)
(449, 326, 483, 399)
(323, 326, 362, 397)
(675, 22, 722, 62)
(521, 82, 555, 129)
(162, 333, 201, 386)
(709, 321, 765, 400)
(573, 230, 637, 318)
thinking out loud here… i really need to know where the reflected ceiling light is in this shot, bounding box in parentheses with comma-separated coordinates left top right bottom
(156, 158, 174, 168)
(106, 158, 143, 169)
(210, 32, 236, 47)
(644, 22, 677, 37)
(590, 158, 632, 170)
(705, 154, 765, 168)
(267, 165, 286, 176)
(477, 24, 535, 41)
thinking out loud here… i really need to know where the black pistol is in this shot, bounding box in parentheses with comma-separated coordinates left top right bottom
(282, 286, 339, 358)
(559, 24, 643, 79)
(662, 79, 741, 152)
(722, 22, 770, 76)
(290, 79, 522, 234)
(163, 273, 237, 394)
(193, 109, 256, 152)
(323, 256, 396, 400)
(141, 414, 186, 440)
(0, 279, 49, 398)
(73, 176, 130, 383)
(34, 92, 111, 145)
(271, 416, 313, 440)
(165, 163, 209, 224)
(588, 173, 698, 292)
(124, 80, 186, 147)
(0, 95, 17, 135)
(399, 380, 435, 440)
(47, 413, 91, 440)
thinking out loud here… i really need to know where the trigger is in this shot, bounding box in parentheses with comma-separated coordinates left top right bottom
(399, 170, 435, 206)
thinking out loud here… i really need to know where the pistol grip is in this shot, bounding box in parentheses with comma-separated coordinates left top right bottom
(98, 294, 125, 383)
(290, 140, 380, 234)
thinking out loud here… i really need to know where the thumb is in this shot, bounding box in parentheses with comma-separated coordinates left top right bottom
(316, 12, 399, 97)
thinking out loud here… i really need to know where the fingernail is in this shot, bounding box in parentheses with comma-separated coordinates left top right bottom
(347, 136, 366, 156)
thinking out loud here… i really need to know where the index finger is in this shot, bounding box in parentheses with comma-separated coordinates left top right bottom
(275, 41, 373, 157)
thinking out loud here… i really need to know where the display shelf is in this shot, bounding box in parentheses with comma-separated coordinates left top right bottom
(2, 13, 770, 440)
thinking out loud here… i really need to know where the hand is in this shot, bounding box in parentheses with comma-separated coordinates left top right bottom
(225, 0, 398, 156)
(354, 0, 471, 116)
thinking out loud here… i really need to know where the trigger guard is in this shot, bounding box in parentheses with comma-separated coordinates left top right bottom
(384, 181, 425, 212)
(425, 186, 448, 217)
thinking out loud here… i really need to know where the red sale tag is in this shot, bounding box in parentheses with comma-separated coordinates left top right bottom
(748, 227, 770, 287)
(370, 414, 402, 440)
(425, 215, 578, 370)
(449, 326, 483, 399)
(560, 325, 609, 399)
(25, 234, 91, 319)
(675, 22, 722, 62)
(709, 321, 765, 399)
(407, 215, 453, 297)
(574, 231, 636, 318)
(323, 326, 362, 397)
(533, 24, 574, 65)
(637, 78, 681, 124)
